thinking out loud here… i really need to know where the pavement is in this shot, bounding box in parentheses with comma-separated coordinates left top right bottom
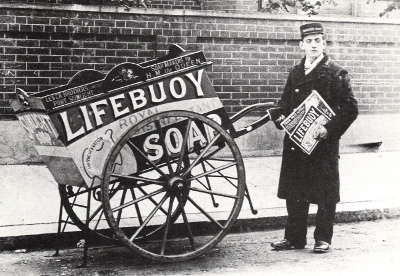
(1, 149, 400, 250)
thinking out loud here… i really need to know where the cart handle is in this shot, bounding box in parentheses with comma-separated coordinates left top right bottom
(230, 102, 278, 139)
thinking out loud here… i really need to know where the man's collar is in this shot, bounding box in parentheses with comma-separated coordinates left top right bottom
(304, 54, 324, 74)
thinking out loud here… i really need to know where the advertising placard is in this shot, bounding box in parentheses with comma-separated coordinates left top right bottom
(281, 90, 335, 154)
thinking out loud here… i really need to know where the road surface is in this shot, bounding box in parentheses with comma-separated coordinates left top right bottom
(1, 218, 399, 275)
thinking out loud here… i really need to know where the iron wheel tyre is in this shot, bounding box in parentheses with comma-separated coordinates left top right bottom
(101, 110, 245, 262)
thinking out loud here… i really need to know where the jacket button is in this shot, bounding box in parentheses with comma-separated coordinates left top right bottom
(291, 147, 295, 151)
(295, 89, 299, 93)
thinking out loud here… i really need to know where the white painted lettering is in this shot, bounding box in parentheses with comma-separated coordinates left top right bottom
(59, 111, 85, 141)
(143, 133, 163, 161)
(187, 121, 207, 152)
(205, 114, 221, 142)
(90, 99, 108, 127)
(169, 77, 186, 99)
(186, 69, 205, 97)
(129, 89, 147, 110)
(165, 127, 183, 156)
(80, 105, 93, 131)
(149, 82, 167, 103)
(110, 94, 129, 118)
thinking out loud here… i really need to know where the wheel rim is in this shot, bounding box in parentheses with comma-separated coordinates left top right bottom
(101, 110, 245, 262)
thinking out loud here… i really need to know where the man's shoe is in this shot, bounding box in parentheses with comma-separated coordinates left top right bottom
(313, 241, 330, 253)
(271, 239, 305, 250)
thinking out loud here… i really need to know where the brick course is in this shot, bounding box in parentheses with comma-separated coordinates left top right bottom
(0, 2, 400, 118)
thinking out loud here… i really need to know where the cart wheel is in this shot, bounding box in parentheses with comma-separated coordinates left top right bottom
(101, 110, 245, 262)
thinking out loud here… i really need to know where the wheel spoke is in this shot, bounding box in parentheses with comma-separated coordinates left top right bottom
(111, 188, 166, 213)
(69, 202, 86, 208)
(160, 195, 175, 255)
(93, 210, 104, 231)
(181, 133, 222, 178)
(204, 160, 239, 186)
(127, 140, 168, 179)
(204, 157, 235, 162)
(87, 204, 105, 223)
(204, 175, 238, 180)
(133, 159, 179, 175)
(130, 188, 144, 225)
(192, 151, 233, 172)
(137, 186, 169, 216)
(129, 193, 169, 241)
(110, 173, 166, 185)
(189, 187, 238, 199)
(201, 147, 225, 161)
(177, 194, 196, 250)
(155, 120, 174, 176)
(187, 196, 224, 229)
(116, 188, 128, 226)
(187, 161, 237, 181)
(176, 118, 192, 175)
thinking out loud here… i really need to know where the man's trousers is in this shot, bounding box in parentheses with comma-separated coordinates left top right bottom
(283, 199, 337, 246)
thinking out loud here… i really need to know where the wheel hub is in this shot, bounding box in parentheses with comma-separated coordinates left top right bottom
(167, 176, 188, 194)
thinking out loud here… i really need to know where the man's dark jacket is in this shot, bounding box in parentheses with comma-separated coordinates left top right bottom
(277, 54, 358, 204)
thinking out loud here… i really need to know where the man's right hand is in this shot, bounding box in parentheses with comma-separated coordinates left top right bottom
(274, 115, 286, 124)
(273, 114, 286, 130)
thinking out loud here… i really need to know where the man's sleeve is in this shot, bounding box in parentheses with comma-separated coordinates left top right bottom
(274, 71, 293, 130)
(324, 70, 358, 139)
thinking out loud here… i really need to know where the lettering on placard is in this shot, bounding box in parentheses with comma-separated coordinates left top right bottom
(141, 113, 222, 163)
(144, 52, 206, 79)
(59, 69, 208, 143)
(43, 83, 100, 109)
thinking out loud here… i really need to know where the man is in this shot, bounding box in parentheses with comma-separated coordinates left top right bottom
(271, 23, 358, 253)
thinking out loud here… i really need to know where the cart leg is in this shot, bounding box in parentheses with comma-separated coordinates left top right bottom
(78, 189, 91, 268)
(201, 161, 219, 208)
(244, 183, 258, 215)
(78, 236, 89, 268)
(53, 196, 64, 257)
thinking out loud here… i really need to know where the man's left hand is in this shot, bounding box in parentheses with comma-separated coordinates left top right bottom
(313, 126, 328, 140)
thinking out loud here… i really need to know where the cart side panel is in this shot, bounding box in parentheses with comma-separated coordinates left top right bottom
(41, 156, 85, 186)
(55, 67, 231, 188)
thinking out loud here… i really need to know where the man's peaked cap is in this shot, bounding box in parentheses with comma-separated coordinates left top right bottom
(300, 23, 324, 38)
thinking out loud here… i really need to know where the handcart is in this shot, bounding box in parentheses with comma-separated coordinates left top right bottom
(10, 45, 275, 264)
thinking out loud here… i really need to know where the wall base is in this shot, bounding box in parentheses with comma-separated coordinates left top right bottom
(1, 114, 399, 165)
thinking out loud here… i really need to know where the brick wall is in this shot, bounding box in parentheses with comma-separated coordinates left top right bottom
(1, 3, 400, 118)
(150, 0, 202, 10)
